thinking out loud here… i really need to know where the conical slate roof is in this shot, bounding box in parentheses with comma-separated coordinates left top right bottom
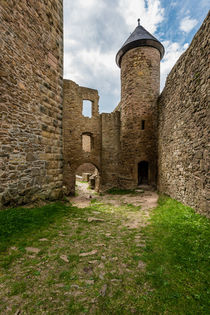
(116, 20, 165, 67)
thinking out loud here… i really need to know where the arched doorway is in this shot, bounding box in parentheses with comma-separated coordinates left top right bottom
(75, 163, 99, 195)
(138, 161, 149, 185)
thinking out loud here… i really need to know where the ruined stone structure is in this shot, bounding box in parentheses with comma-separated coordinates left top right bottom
(63, 80, 101, 194)
(0, 1, 209, 216)
(63, 79, 120, 194)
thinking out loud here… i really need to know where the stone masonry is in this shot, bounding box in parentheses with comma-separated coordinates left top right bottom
(63, 80, 101, 195)
(0, 1, 209, 217)
(119, 47, 160, 188)
(63, 79, 120, 194)
(158, 12, 210, 216)
(0, 0, 63, 207)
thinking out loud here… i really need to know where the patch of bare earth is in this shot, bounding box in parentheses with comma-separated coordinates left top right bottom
(70, 181, 158, 229)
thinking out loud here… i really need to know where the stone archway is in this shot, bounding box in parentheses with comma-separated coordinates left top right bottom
(75, 162, 100, 194)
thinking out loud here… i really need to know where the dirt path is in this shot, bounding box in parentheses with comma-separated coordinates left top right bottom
(69, 181, 158, 229)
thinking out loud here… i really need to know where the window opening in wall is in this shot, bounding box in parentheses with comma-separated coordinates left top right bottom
(82, 100, 92, 118)
(138, 161, 148, 185)
(141, 120, 145, 130)
(82, 133, 93, 152)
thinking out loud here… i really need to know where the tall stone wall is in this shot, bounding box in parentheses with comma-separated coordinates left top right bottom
(0, 0, 63, 207)
(63, 80, 101, 194)
(158, 12, 209, 216)
(101, 112, 120, 189)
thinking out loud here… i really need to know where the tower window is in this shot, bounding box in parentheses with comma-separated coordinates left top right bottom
(82, 100, 92, 118)
(141, 120, 145, 130)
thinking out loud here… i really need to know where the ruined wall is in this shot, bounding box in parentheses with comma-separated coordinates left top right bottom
(63, 80, 101, 194)
(76, 163, 96, 176)
(0, 0, 63, 207)
(158, 12, 209, 216)
(120, 47, 160, 188)
(101, 112, 120, 189)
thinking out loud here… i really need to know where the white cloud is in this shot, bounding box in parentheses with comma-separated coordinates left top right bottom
(63, 0, 200, 112)
(118, 0, 164, 33)
(180, 16, 198, 33)
(160, 41, 188, 90)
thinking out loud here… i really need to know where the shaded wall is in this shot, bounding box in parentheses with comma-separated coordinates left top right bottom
(101, 112, 120, 189)
(158, 12, 209, 216)
(0, 0, 63, 207)
(76, 163, 96, 176)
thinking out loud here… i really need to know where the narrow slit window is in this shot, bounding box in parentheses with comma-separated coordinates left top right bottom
(141, 120, 145, 130)
(82, 100, 92, 118)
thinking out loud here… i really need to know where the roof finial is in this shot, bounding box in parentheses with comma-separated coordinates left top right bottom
(138, 18, 140, 26)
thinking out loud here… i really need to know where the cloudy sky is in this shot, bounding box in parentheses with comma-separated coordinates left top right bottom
(63, 0, 209, 113)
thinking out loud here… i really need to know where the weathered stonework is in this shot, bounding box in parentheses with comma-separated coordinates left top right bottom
(158, 12, 209, 217)
(76, 163, 96, 176)
(63, 80, 120, 193)
(63, 80, 101, 194)
(119, 47, 160, 188)
(0, 0, 63, 207)
(101, 111, 120, 189)
(0, 2, 209, 218)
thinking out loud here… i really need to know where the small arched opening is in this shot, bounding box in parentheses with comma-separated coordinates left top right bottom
(75, 163, 100, 195)
(138, 161, 149, 185)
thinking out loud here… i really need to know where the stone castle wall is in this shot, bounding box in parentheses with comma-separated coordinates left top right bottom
(101, 112, 120, 189)
(0, 0, 63, 207)
(119, 47, 160, 188)
(63, 79, 120, 193)
(63, 80, 101, 194)
(158, 12, 209, 216)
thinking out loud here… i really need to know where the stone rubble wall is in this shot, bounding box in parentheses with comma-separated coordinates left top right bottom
(101, 112, 121, 190)
(63, 79, 121, 193)
(0, 0, 63, 207)
(63, 80, 101, 195)
(158, 12, 210, 217)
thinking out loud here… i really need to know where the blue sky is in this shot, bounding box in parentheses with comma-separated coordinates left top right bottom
(63, 0, 209, 113)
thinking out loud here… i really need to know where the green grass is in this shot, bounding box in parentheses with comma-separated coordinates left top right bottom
(0, 202, 72, 252)
(141, 195, 210, 314)
(106, 187, 137, 195)
(0, 194, 209, 314)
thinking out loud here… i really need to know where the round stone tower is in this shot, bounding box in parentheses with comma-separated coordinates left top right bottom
(116, 19, 164, 188)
